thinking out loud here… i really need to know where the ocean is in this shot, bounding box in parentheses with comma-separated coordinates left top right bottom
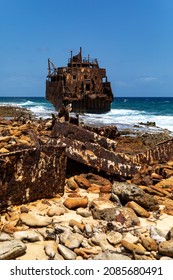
(1, 96, 173, 134)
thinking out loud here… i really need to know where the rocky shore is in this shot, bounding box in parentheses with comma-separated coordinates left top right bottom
(1, 106, 173, 260)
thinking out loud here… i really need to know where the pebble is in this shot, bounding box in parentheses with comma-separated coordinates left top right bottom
(0, 232, 13, 241)
(91, 233, 116, 251)
(126, 201, 150, 218)
(13, 230, 43, 242)
(58, 244, 77, 260)
(93, 251, 131, 260)
(63, 197, 88, 210)
(20, 213, 52, 227)
(0, 240, 26, 260)
(140, 236, 158, 251)
(121, 240, 146, 255)
(47, 205, 66, 217)
(122, 232, 138, 244)
(76, 208, 91, 217)
(61, 232, 84, 249)
(150, 226, 166, 243)
(44, 243, 57, 259)
(158, 240, 173, 257)
(106, 231, 122, 245)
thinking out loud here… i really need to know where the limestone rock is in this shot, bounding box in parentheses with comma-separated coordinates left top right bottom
(63, 233, 84, 249)
(0, 232, 13, 241)
(91, 233, 116, 251)
(150, 226, 166, 243)
(166, 227, 173, 240)
(58, 244, 77, 260)
(44, 243, 57, 259)
(155, 176, 173, 188)
(0, 147, 10, 153)
(158, 240, 173, 257)
(76, 208, 91, 217)
(20, 213, 52, 227)
(89, 197, 117, 221)
(122, 232, 138, 244)
(106, 231, 122, 245)
(0, 240, 26, 260)
(54, 252, 64, 260)
(2, 222, 26, 234)
(69, 219, 85, 231)
(93, 251, 131, 260)
(140, 236, 158, 251)
(13, 230, 43, 242)
(84, 173, 112, 193)
(47, 205, 66, 217)
(115, 207, 140, 227)
(63, 197, 88, 210)
(121, 239, 146, 255)
(74, 175, 92, 189)
(74, 246, 102, 259)
(112, 181, 158, 210)
(126, 201, 150, 218)
(67, 177, 79, 190)
(159, 256, 173, 260)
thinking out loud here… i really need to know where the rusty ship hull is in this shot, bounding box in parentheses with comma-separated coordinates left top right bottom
(46, 48, 114, 114)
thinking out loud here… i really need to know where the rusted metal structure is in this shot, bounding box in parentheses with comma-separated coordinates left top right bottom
(46, 47, 114, 113)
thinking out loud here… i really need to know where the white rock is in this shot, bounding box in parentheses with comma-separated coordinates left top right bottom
(61, 232, 84, 249)
(0, 233, 13, 241)
(107, 231, 122, 245)
(13, 230, 43, 242)
(122, 232, 138, 244)
(20, 213, 52, 227)
(91, 233, 116, 251)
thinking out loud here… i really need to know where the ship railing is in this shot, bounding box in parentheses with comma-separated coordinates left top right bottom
(68, 57, 98, 65)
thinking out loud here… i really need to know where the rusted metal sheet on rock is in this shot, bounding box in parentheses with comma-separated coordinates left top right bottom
(51, 120, 117, 151)
(0, 144, 66, 211)
(50, 121, 140, 177)
(131, 139, 173, 165)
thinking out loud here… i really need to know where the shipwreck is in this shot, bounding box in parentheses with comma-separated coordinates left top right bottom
(46, 47, 114, 113)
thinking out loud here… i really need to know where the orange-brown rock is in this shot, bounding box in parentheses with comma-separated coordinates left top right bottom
(69, 219, 85, 231)
(74, 247, 102, 259)
(67, 177, 79, 190)
(140, 236, 158, 251)
(126, 201, 150, 218)
(63, 196, 88, 210)
(150, 185, 170, 196)
(155, 176, 173, 188)
(87, 185, 101, 193)
(74, 175, 92, 189)
(121, 239, 146, 255)
(2, 223, 26, 234)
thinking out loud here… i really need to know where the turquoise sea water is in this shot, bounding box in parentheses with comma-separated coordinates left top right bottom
(1, 97, 173, 133)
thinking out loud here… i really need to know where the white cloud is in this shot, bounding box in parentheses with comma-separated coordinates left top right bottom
(138, 76, 159, 83)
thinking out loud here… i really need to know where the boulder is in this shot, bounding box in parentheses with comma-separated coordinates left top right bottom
(112, 181, 158, 210)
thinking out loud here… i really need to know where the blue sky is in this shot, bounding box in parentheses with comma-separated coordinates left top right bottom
(0, 0, 173, 97)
